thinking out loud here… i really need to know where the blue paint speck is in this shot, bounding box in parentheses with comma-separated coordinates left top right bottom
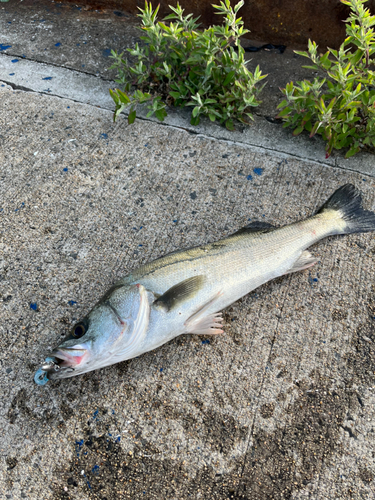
(313, 278, 318, 282)
(92, 465, 100, 474)
(202, 339, 210, 344)
(30, 303, 38, 311)
(11, 59, 18, 63)
(0, 44, 12, 51)
(173, 220, 178, 223)
(68, 300, 77, 306)
(67, 106, 70, 108)
(116, 436, 121, 443)
(54, 42, 61, 47)
(140, 226, 143, 229)
(253, 167, 263, 176)
(138, 244, 143, 247)
(9, 73, 15, 76)
(93, 409, 99, 418)
(100, 133, 108, 139)
(160, 368, 163, 372)
(42, 76, 53, 80)
(63, 167, 68, 172)
(76, 43, 80, 46)
(102, 48, 112, 57)
(246, 174, 253, 180)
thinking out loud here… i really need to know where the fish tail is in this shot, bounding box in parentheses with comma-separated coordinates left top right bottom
(317, 184, 375, 234)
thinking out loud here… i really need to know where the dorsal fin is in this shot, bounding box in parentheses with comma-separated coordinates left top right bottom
(232, 221, 277, 236)
(153, 276, 205, 312)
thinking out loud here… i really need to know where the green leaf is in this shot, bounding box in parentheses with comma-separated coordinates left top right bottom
(190, 115, 200, 126)
(225, 119, 235, 131)
(128, 110, 136, 124)
(276, 107, 291, 118)
(109, 89, 120, 105)
(223, 70, 235, 86)
(292, 125, 304, 136)
(192, 106, 200, 118)
(117, 90, 131, 105)
(345, 145, 360, 158)
(155, 109, 167, 121)
(169, 91, 181, 100)
(277, 100, 288, 109)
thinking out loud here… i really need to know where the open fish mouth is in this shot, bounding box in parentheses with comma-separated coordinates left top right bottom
(49, 347, 87, 368)
(34, 347, 87, 385)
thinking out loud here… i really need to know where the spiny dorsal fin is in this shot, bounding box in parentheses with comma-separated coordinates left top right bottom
(154, 275, 205, 312)
(232, 221, 277, 236)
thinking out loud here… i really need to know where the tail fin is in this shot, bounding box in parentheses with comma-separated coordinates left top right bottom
(317, 184, 375, 234)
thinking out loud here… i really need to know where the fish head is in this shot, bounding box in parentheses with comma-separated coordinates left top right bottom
(42, 283, 150, 380)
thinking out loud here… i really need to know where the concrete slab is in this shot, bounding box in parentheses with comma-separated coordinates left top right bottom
(0, 0, 139, 79)
(0, 52, 115, 108)
(1, 87, 375, 499)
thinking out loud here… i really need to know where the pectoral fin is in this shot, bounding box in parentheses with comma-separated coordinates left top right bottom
(154, 275, 205, 312)
(185, 291, 224, 335)
(283, 251, 317, 275)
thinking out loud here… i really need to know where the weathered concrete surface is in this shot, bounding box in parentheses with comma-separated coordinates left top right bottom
(0, 52, 115, 108)
(0, 0, 139, 79)
(1, 87, 375, 499)
(2, 0, 375, 177)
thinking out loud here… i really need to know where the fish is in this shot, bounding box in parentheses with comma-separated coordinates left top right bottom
(34, 184, 375, 384)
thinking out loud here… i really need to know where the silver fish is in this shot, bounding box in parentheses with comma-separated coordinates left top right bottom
(34, 184, 375, 384)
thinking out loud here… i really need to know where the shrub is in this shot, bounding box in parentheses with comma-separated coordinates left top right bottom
(277, 0, 375, 158)
(109, 0, 266, 130)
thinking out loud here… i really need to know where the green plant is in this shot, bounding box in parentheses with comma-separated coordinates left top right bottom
(109, 0, 266, 130)
(277, 0, 375, 158)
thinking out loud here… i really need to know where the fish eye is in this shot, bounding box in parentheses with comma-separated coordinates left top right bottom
(72, 323, 86, 338)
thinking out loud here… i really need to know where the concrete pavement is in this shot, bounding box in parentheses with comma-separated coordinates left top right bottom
(1, 2, 375, 499)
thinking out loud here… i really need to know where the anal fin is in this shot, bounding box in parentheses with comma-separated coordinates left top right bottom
(185, 291, 224, 335)
(283, 251, 317, 275)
